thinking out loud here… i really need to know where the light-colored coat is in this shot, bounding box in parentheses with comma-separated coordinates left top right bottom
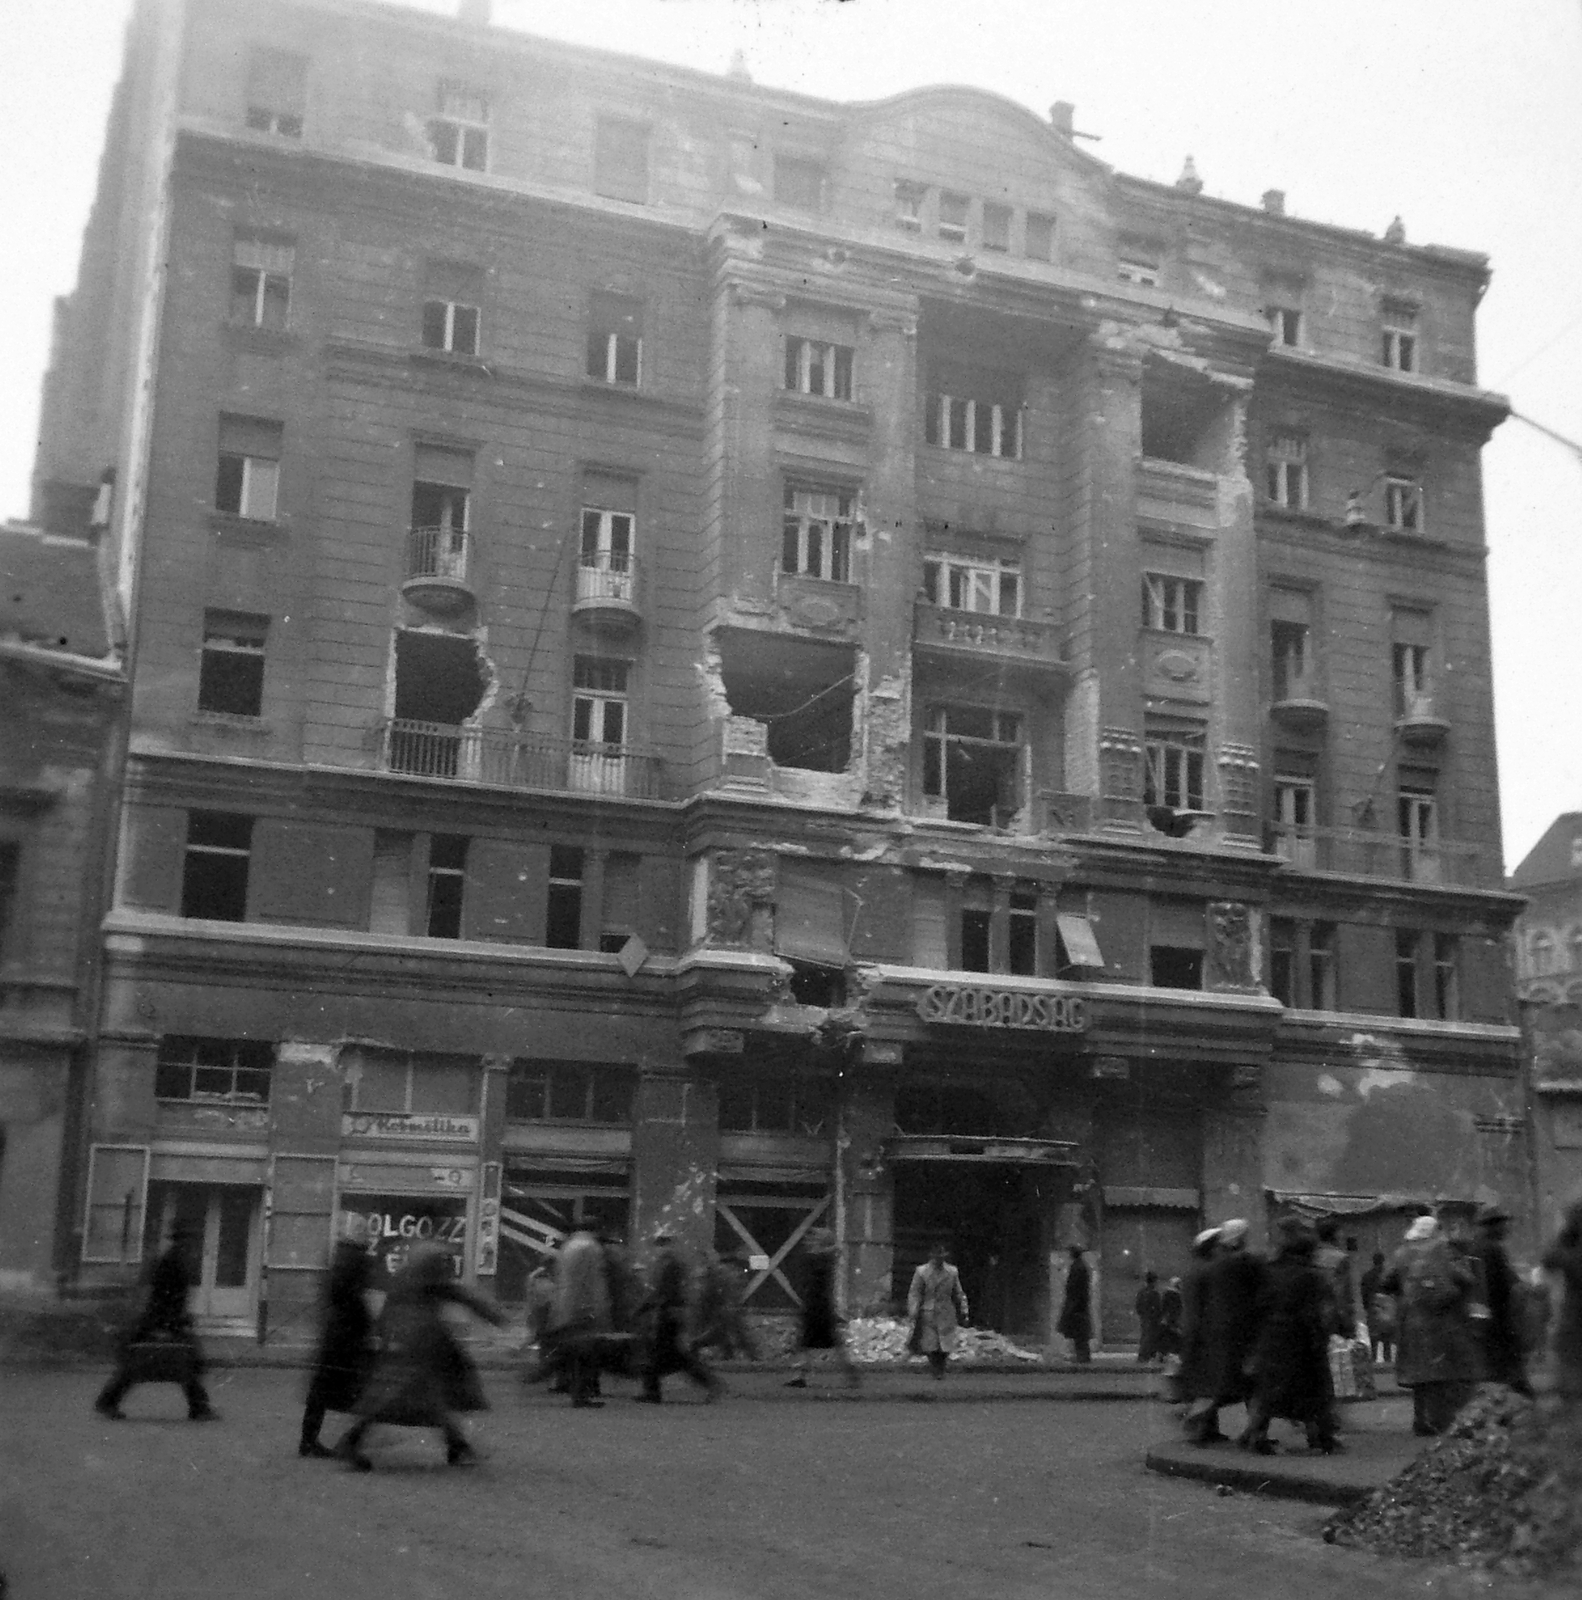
(907, 1261, 968, 1354)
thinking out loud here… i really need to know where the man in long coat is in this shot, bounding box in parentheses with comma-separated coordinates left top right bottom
(907, 1241, 969, 1380)
(299, 1237, 375, 1456)
(1382, 1215, 1482, 1436)
(1056, 1244, 1092, 1364)
(1134, 1271, 1165, 1365)
(548, 1229, 614, 1407)
(637, 1229, 720, 1403)
(1241, 1219, 1338, 1454)
(1185, 1219, 1265, 1445)
(1471, 1202, 1533, 1397)
(1542, 1198, 1582, 1403)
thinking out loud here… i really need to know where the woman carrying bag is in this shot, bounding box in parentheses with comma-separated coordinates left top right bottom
(907, 1242, 969, 1380)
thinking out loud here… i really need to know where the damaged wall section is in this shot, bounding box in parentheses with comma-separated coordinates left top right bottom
(715, 629, 857, 774)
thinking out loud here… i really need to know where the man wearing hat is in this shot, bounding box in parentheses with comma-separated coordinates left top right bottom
(1471, 1201, 1533, 1397)
(637, 1227, 720, 1404)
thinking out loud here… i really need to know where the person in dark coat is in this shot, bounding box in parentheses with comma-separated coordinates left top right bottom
(1185, 1219, 1266, 1445)
(1381, 1214, 1482, 1436)
(95, 1227, 218, 1422)
(1542, 1198, 1582, 1403)
(335, 1241, 508, 1469)
(1158, 1275, 1184, 1359)
(1360, 1251, 1391, 1364)
(299, 1238, 375, 1456)
(693, 1250, 759, 1362)
(1471, 1202, 1533, 1397)
(1240, 1219, 1339, 1455)
(637, 1229, 720, 1403)
(1056, 1245, 1093, 1364)
(1134, 1271, 1165, 1365)
(1175, 1228, 1220, 1404)
(786, 1227, 860, 1388)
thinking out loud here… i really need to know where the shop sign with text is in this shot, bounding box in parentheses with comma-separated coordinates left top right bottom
(917, 985, 1087, 1032)
(341, 1112, 480, 1142)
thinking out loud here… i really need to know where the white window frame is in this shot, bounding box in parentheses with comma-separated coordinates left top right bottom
(1141, 573, 1202, 634)
(587, 295, 642, 386)
(1143, 732, 1205, 811)
(1118, 258, 1159, 288)
(1392, 642, 1431, 714)
(1383, 475, 1422, 533)
(922, 553, 1021, 617)
(938, 192, 970, 243)
(1382, 319, 1418, 372)
(421, 297, 480, 356)
(894, 180, 926, 233)
(580, 508, 634, 574)
(231, 237, 293, 329)
(782, 485, 854, 583)
(784, 337, 854, 401)
(925, 393, 1022, 459)
(572, 658, 630, 749)
(1265, 433, 1308, 509)
(429, 85, 489, 171)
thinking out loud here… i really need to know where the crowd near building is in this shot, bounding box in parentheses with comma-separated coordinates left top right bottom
(2, 0, 1535, 1347)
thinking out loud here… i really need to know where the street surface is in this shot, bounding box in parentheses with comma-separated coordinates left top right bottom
(0, 1366, 1508, 1599)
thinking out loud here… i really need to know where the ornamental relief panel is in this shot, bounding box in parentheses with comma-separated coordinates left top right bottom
(1142, 632, 1213, 704)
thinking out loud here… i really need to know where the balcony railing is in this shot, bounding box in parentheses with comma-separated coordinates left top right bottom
(380, 719, 666, 798)
(1270, 671, 1328, 731)
(573, 550, 641, 629)
(912, 601, 1065, 671)
(404, 525, 474, 612)
(1268, 822, 1484, 887)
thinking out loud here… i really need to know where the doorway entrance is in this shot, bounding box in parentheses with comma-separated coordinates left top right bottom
(143, 1181, 261, 1327)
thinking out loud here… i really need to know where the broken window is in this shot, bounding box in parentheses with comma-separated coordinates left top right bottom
(982, 202, 1011, 252)
(198, 610, 268, 717)
(1143, 725, 1205, 813)
(894, 179, 927, 232)
(181, 811, 252, 921)
(774, 154, 824, 210)
(1140, 573, 1201, 634)
(1139, 359, 1228, 467)
(784, 337, 853, 401)
(426, 834, 467, 937)
(1265, 432, 1308, 509)
(245, 49, 306, 137)
(155, 1036, 273, 1104)
(586, 291, 642, 384)
(409, 446, 472, 583)
(718, 633, 856, 774)
(1008, 889, 1038, 976)
(938, 191, 969, 243)
(923, 368, 1022, 458)
(389, 630, 488, 776)
(787, 961, 845, 1007)
(782, 484, 854, 582)
(594, 116, 649, 202)
(429, 82, 489, 170)
(922, 705, 1023, 827)
(231, 234, 293, 329)
(545, 845, 584, 949)
(1025, 212, 1056, 262)
(1384, 475, 1422, 533)
(923, 552, 1020, 616)
(1150, 946, 1202, 989)
(215, 415, 281, 520)
(1382, 305, 1418, 372)
(960, 903, 991, 972)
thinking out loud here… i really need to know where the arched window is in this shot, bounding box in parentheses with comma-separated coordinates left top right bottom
(1528, 930, 1556, 977)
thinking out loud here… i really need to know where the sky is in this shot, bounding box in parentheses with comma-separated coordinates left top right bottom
(2, 0, 1578, 874)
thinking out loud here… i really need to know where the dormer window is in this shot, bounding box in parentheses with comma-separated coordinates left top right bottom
(245, 49, 306, 138)
(1382, 304, 1418, 372)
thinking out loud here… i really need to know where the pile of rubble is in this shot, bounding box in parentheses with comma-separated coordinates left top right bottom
(844, 1316, 1044, 1366)
(1325, 1388, 1582, 1579)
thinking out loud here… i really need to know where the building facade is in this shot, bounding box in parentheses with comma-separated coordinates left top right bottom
(35, 0, 1527, 1343)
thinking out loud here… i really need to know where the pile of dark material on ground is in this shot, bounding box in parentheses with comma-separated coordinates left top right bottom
(1324, 1387, 1582, 1578)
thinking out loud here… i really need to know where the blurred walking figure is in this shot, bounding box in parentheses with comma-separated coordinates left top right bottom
(547, 1229, 613, 1407)
(1056, 1244, 1092, 1365)
(637, 1229, 720, 1404)
(1541, 1198, 1582, 1403)
(1134, 1271, 1165, 1366)
(521, 1259, 559, 1386)
(1471, 1202, 1533, 1397)
(299, 1237, 375, 1457)
(1184, 1219, 1265, 1446)
(335, 1241, 508, 1469)
(1381, 1213, 1482, 1436)
(1240, 1218, 1339, 1455)
(694, 1249, 759, 1362)
(907, 1241, 969, 1380)
(1360, 1251, 1394, 1364)
(94, 1226, 217, 1422)
(786, 1227, 860, 1389)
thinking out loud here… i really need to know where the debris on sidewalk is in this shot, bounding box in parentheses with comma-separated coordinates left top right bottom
(844, 1316, 1044, 1365)
(1323, 1387, 1582, 1579)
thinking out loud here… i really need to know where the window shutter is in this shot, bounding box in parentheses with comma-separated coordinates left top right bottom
(219, 414, 282, 460)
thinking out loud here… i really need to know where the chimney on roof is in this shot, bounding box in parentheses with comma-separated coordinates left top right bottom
(1261, 189, 1286, 217)
(1175, 156, 1203, 195)
(1384, 215, 1407, 245)
(1049, 101, 1075, 137)
(457, 0, 491, 24)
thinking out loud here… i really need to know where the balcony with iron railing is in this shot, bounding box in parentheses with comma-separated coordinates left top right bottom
(1270, 668, 1328, 733)
(1394, 688, 1451, 749)
(912, 601, 1067, 676)
(379, 719, 667, 799)
(403, 525, 474, 613)
(572, 550, 642, 632)
(1267, 822, 1484, 888)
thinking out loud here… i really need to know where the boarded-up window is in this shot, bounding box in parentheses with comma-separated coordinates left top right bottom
(82, 1144, 150, 1263)
(774, 861, 849, 966)
(911, 873, 948, 968)
(368, 831, 414, 935)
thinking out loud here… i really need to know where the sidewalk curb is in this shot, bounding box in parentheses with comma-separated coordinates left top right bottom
(1143, 1446, 1373, 1506)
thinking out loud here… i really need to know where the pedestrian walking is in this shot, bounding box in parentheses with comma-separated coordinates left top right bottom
(1174, 1228, 1220, 1407)
(906, 1241, 969, 1380)
(1360, 1251, 1393, 1364)
(1183, 1219, 1265, 1446)
(1134, 1271, 1165, 1365)
(1056, 1244, 1093, 1365)
(1381, 1214, 1482, 1436)
(94, 1226, 218, 1422)
(1240, 1218, 1339, 1455)
(786, 1227, 860, 1389)
(335, 1241, 508, 1469)
(1471, 1202, 1534, 1397)
(1158, 1275, 1184, 1358)
(694, 1250, 759, 1362)
(299, 1237, 376, 1457)
(637, 1229, 720, 1404)
(1541, 1197, 1582, 1403)
(547, 1229, 614, 1407)
(1313, 1218, 1368, 1344)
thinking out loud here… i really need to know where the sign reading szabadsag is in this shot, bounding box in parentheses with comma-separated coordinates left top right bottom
(917, 985, 1087, 1032)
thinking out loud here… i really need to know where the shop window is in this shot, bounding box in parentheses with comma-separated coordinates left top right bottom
(784, 337, 853, 401)
(773, 154, 824, 210)
(718, 1074, 832, 1136)
(350, 1051, 477, 1114)
(782, 483, 854, 582)
(894, 179, 926, 233)
(155, 1035, 273, 1104)
(429, 81, 489, 170)
(923, 705, 1023, 827)
(1150, 946, 1202, 989)
(244, 48, 306, 137)
(585, 291, 642, 384)
(923, 552, 1020, 616)
(594, 115, 649, 202)
(1024, 212, 1056, 262)
(181, 811, 252, 920)
(938, 191, 969, 243)
(215, 415, 281, 521)
(198, 610, 268, 717)
(1141, 573, 1201, 634)
(426, 834, 467, 937)
(506, 1060, 637, 1123)
(545, 845, 584, 949)
(719, 632, 856, 773)
(982, 202, 1011, 252)
(1265, 433, 1308, 509)
(231, 234, 293, 329)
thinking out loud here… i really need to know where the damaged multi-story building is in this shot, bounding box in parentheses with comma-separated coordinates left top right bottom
(33, 0, 1527, 1344)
